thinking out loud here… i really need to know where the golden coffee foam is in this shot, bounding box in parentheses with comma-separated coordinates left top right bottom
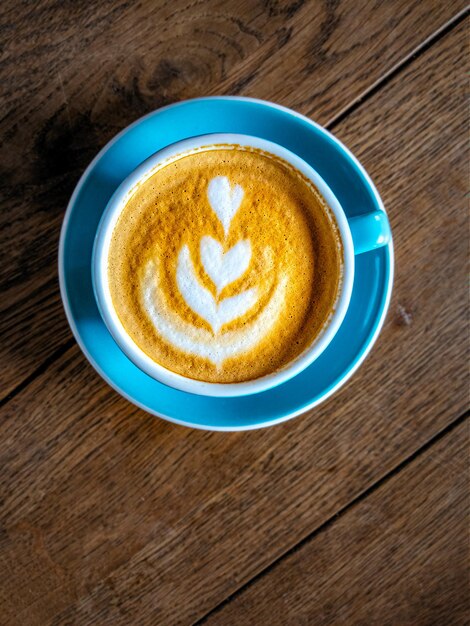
(108, 146, 343, 383)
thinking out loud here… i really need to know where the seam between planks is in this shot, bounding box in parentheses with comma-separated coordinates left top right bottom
(327, 6, 469, 130)
(194, 409, 470, 625)
(1, 8, 468, 409)
(0, 338, 75, 409)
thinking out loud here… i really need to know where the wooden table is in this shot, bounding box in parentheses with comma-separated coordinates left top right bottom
(1, 2, 468, 624)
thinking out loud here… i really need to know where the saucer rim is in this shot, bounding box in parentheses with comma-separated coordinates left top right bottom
(58, 96, 394, 431)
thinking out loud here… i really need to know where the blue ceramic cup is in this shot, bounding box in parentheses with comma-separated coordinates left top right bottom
(93, 133, 391, 398)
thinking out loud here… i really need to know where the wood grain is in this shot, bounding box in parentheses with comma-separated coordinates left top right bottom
(0, 0, 466, 398)
(202, 419, 470, 626)
(0, 16, 467, 625)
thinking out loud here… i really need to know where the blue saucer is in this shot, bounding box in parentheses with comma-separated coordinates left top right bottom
(59, 97, 393, 431)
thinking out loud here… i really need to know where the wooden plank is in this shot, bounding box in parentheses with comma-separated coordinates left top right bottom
(0, 0, 466, 397)
(0, 19, 467, 625)
(203, 419, 470, 626)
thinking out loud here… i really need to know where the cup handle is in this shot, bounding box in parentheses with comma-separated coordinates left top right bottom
(348, 211, 391, 255)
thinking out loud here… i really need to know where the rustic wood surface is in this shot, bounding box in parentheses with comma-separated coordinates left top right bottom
(0, 2, 468, 625)
(203, 418, 470, 625)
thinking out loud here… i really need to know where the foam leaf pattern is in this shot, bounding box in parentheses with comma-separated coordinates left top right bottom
(176, 245, 257, 333)
(143, 260, 287, 367)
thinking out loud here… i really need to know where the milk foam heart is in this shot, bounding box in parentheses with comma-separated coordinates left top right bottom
(207, 176, 244, 236)
(200, 236, 251, 294)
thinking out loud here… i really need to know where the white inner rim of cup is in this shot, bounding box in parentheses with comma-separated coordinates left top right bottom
(93, 134, 355, 397)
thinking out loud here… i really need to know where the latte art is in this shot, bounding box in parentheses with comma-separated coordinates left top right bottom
(108, 146, 343, 383)
(174, 176, 260, 337)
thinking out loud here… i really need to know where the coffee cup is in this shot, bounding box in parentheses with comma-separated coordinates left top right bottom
(93, 134, 390, 397)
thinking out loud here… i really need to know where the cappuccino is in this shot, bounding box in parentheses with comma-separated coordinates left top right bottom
(107, 145, 343, 383)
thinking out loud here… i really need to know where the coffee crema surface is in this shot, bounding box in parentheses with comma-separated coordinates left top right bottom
(108, 146, 343, 383)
